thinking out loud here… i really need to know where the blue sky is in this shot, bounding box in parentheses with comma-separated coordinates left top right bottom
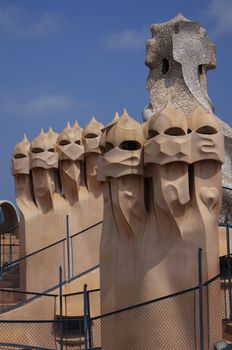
(0, 0, 232, 203)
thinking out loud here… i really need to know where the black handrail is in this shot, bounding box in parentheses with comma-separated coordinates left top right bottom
(70, 220, 103, 239)
(223, 185, 232, 191)
(0, 264, 99, 307)
(0, 225, 19, 236)
(92, 284, 200, 321)
(0, 288, 57, 297)
(91, 274, 221, 322)
(1, 220, 103, 273)
(63, 287, 100, 297)
(0, 342, 53, 350)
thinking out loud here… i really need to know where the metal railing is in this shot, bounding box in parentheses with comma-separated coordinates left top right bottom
(0, 265, 100, 350)
(0, 239, 228, 349)
(0, 257, 227, 350)
(1, 219, 102, 273)
(0, 225, 19, 273)
(0, 184, 229, 272)
(0, 218, 102, 295)
(0, 185, 231, 348)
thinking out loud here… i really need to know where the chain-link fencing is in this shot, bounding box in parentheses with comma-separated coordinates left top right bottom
(0, 274, 229, 350)
(0, 291, 57, 349)
(88, 276, 227, 350)
(91, 288, 197, 350)
(206, 276, 225, 348)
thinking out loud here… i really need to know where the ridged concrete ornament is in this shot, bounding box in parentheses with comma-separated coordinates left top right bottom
(99, 15, 224, 349)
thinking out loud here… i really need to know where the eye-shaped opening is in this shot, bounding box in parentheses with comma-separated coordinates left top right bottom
(85, 133, 98, 139)
(148, 130, 159, 139)
(31, 147, 44, 154)
(105, 142, 114, 152)
(198, 65, 203, 76)
(59, 140, 71, 146)
(174, 24, 179, 34)
(75, 140, 81, 145)
(162, 58, 169, 75)
(14, 153, 27, 159)
(196, 126, 218, 135)
(119, 140, 141, 151)
(99, 145, 106, 154)
(48, 148, 55, 152)
(164, 127, 186, 136)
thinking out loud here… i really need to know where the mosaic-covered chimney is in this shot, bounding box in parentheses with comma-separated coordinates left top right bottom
(143, 13, 216, 120)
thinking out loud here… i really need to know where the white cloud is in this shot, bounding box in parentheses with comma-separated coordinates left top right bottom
(0, 5, 61, 37)
(104, 28, 147, 50)
(29, 13, 61, 36)
(3, 95, 76, 115)
(208, 0, 232, 36)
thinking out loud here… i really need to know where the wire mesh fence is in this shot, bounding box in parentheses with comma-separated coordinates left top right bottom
(0, 208, 230, 349)
(207, 276, 225, 349)
(0, 274, 229, 350)
(0, 290, 56, 319)
(64, 289, 101, 319)
(88, 276, 229, 350)
(88, 289, 101, 318)
(0, 320, 58, 350)
(61, 275, 228, 350)
(64, 292, 84, 317)
(0, 291, 57, 350)
(91, 288, 197, 350)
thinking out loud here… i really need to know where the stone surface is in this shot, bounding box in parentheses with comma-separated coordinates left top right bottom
(11, 119, 104, 292)
(98, 106, 223, 349)
(98, 15, 224, 349)
(99, 106, 223, 311)
(217, 117, 232, 224)
(143, 13, 232, 226)
(143, 13, 215, 120)
(8, 13, 226, 350)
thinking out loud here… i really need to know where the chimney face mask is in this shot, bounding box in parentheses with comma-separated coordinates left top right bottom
(83, 136, 101, 154)
(57, 143, 85, 161)
(12, 157, 30, 175)
(30, 151, 58, 170)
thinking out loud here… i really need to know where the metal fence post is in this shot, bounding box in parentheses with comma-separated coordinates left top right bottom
(59, 266, 63, 350)
(226, 222, 232, 319)
(198, 248, 204, 350)
(87, 290, 92, 349)
(0, 233, 2, 276)
(84, 284, 88, 350)
(66, 215, 71, 283)
(9, 233, 12, 264)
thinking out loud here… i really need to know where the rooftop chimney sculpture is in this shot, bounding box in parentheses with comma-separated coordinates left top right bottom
(12, 120, 104, 292)
(99, 14, 224, 349)
(143, 13, 216, 120)
(10, 13, 225, 350)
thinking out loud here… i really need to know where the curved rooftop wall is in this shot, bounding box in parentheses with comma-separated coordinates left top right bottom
(0, 200, 19, 236)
